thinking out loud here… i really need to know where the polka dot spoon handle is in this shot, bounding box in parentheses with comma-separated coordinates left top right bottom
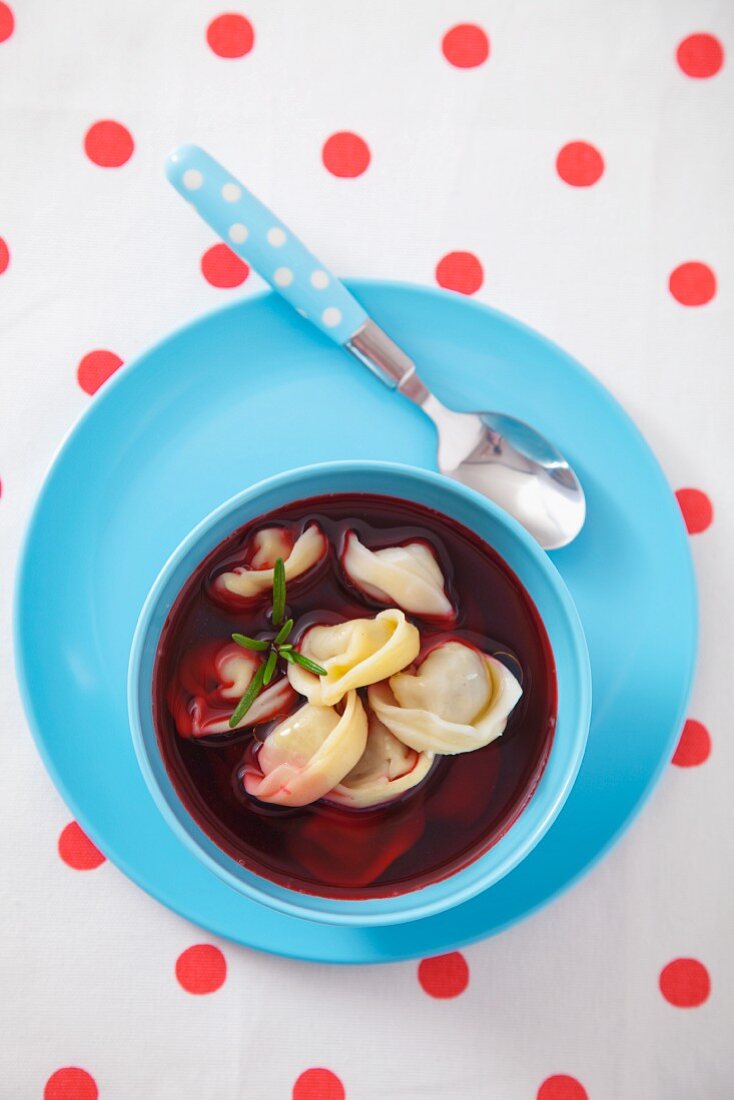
(166, 144, 368, 347)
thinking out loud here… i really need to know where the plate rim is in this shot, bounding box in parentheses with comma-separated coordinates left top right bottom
(13, 279, 698, 963)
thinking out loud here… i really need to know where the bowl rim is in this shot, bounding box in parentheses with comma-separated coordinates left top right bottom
(128, 459, 591, 926)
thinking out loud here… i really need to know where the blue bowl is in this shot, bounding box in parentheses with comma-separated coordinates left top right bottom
(128, 461, 591, 926)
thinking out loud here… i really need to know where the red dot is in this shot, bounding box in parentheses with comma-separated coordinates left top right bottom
(668, 262, 716, 306)
(673, 719, 711, 766)
(44, 1067, 98, 1100)
(293, 1068, 345, 1100)
(441, 24, 490, 68)
(0, 235, 9, 274)
(76, 349, 124, 396)
(537, 1076, 588, 1100)
(435, 251, 484, 295)
(201, 243, 250, 288)
(58, 822, 106, 870)
(0, 3, 13, 43)
(418, 951, 469, 998)
(322, 132, 371, 178)
(659, 958, 711, 1007)
(676, 34, 724, 78)
(675, 487, 713, 533)
(175, 944, 227, 994)
(83, 120, 134, 168)
(207, 13, 254, 58)
(556, 141, 604, 187)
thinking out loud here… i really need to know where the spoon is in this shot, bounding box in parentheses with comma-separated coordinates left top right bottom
(166, 145, 585, 550)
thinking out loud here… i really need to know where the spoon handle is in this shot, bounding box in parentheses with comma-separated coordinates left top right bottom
(165, 145, 421, 395)
(166, 144, 366, 344)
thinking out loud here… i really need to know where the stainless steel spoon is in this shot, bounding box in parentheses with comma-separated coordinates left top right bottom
(166, 145, 585, 550)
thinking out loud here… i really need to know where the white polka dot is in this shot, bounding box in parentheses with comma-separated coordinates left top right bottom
(322, 307, 342, 328)
(267, 227, 287, 247)
(228, 223, 248, 244)
(274, 267, 294, 287)
(310, 270, 329, 290)
(222, 182, 242, 202)
(183, 169, 203, 191)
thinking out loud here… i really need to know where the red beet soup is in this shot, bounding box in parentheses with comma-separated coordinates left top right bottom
(153, 493, 556, 899)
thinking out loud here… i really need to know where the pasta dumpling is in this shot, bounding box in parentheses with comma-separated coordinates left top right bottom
(368, 641, 522, 755)
(243, 691, 368, 807)
(171, 642, 296, 738)
(287, 608, 420, 706)
(212, 523, 327, 603)
(326, 713, 434, 808)
(342, 532, 454, 620)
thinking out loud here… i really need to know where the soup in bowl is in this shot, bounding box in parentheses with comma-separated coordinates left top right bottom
(129, 462, 590, 925)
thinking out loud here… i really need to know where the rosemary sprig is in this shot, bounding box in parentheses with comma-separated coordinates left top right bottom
(289, 651, 327, 676)
(232, 633, 269, 652)
(273, 617, 294, 645)
(262, 649, 278, 686)
(228, 661, 266, 728)
(272, 557, 286, 626)
(227, 556, 326, 727)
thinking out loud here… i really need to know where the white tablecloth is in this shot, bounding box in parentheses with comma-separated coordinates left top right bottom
(1, 2, 731, 1097)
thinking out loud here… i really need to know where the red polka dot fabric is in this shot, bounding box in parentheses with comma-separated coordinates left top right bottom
(58, 822, 106, 870)
(659, 958, 711, 1007)
(83, 120, 134, 167)
(44, 1068, 98, 1100)
(293, 1068, 346, 1100)
(537, 1076, 588, 1100)
(0, 4, 729, 1096)
(201, 243, 250, 288)
(668, 262, 717, 306)
(76, 350, 124, 395)
(672, 719, 711, 767)
(435, 251, 484, 295)
(676, 34, 724, 79)
(175, 945, 227, 994)
(0, 3, 14, 44)
(556, 142, 605, 187)
(418, 952, 470, 998)
(322, 132, 371, 178)
(207, 13, 255, 59)
(442, 24, 490, 69)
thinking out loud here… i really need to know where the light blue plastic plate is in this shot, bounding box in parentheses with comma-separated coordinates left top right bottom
(15, 281, 697, 963)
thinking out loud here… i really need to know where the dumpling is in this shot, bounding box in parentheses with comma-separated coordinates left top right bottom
(170, 641, 297, 738)
(341, 531, 454, 620)
(243, 691, 368, 807)
(326, 713, 434, 808)
(212, 523, 327, 604)
(287, 608, 420, 706)
(368, 641, 522, 755)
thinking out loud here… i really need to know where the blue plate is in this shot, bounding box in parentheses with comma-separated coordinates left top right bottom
(15, 281, 697, 963)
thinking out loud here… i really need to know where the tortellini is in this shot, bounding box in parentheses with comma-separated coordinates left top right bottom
(171, 642, 296, 738)
(243, 691, 368, 807)
(327, 713, 434, 808)
(368, 641, 522, 755)
(286, 608, 420, 707)
(212, 523, 327, 603)
(342, 532, 454, 620)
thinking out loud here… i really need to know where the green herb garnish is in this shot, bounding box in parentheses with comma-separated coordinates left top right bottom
(272, 557, 286, 626)
(289, 651, 328, 676)
(262, 649, 278, 686)
(227, 556, 326, 727)
(273, 617, 294, 645)
(232, 633, 269, 652)
(228, 661, 266, 728)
